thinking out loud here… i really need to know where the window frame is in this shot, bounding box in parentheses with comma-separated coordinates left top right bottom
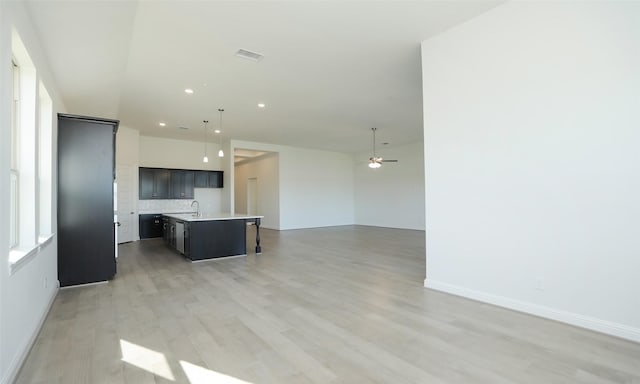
(10, 59, 20, 249)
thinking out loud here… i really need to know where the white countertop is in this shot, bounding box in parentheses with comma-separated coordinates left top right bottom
(163, 212, 264, 222)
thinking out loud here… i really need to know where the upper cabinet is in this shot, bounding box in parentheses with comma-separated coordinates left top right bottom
(195, 170, 223, 188)
(139, 168, 170, 199)
(139, 168, 222, 199)
(169, 170, 195, 199)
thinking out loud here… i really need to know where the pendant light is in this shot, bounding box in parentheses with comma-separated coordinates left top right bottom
(217, 108, 225, 157)
(202, 120, 209, 163)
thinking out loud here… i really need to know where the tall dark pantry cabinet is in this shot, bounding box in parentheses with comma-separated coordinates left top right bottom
(57, 114, 118, 287)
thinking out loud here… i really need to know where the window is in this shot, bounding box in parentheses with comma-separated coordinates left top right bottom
(8, 29, 54, 271)
(10, 60, 19, 248)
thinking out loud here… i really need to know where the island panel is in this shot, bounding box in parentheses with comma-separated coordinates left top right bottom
(186, 219, 247, 260)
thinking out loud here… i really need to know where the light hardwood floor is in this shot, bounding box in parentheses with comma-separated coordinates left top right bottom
(15, 225, 640, 384)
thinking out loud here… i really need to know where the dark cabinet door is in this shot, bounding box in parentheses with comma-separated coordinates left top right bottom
(57, 114, 118, 287)
(208, 171, 223, 188)
(169, 170, 184, 199)
(170, 170, 195, 199)
(139, 168, 155, 199)
(139, 168, 169, 199)
(162, 217, 169, 243)
(195, 170, 222, 188)
(155, 170, 170, 198)
(184, 171, 195, 199)
(194, 171, 209, 188)
(139, 214, 163, 238)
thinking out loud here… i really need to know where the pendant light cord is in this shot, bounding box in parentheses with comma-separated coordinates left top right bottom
(218, 108, 225, 157)
(203, 120, 209, 156)
(372, 127, 377, 158)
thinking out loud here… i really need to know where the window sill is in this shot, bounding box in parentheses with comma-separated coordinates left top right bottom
(9, 234, 55, 275)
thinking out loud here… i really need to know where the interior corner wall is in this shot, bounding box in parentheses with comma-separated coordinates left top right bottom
(354, 141, 425, 230)
(234, 154, 280, 229)
(278, 146, 354, 230)
(422, 2, 640, 341)
(231, 140, 355, 230)
(0, 2, 64, 383)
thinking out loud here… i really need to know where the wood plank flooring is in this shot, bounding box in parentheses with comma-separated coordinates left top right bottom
(15, 225, 640, 383)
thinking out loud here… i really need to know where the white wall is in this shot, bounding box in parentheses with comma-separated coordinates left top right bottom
(139, 135, 223, 170)
(354, 141, 425, 230)
(116, 125, 139, 165)
(234, 153, 280, 229)
(228, 140, 354, 230)
(422, 2, 640, 341)
(0, 3, 63, 383)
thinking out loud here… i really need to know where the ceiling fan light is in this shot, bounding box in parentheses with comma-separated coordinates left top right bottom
(368, 159, 381, 169)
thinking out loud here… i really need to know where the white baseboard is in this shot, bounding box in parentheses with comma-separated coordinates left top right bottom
(2, 287, 58, 384)
(424, 279, 640, 343)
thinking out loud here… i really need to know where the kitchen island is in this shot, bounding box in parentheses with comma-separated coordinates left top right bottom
(162, 213, 263, 261)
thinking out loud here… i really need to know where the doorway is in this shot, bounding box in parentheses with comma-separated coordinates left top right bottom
(116, 164, 136, 243)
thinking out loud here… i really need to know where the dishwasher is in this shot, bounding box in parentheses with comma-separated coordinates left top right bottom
(175, 221, 185, 254)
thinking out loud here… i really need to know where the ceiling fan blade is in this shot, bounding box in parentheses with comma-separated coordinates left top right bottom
(381, 159, 398, 162)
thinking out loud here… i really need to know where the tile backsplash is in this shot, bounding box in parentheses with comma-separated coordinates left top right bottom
(138, 199, 195, 214)
(138, 188, 222, 214)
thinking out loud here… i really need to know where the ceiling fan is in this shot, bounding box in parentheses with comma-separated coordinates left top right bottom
(368, 127, 397, 169)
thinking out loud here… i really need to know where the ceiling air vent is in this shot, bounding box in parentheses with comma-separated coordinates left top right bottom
(235, 49, 264, 62)
(178, 126, 189, 130)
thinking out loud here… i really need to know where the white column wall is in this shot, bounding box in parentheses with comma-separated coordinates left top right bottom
(422, 2, 640, 341)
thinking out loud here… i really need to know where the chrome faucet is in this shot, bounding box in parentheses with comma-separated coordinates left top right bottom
(191, 200, 200, 217)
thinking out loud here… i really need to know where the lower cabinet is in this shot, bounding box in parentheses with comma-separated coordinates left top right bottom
(163, 216, 185, 254)
(140, 214, 163, 239)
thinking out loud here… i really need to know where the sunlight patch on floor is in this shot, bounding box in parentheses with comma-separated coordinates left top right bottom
(120, 339, 175, 381)
(180, 360, 254, 384)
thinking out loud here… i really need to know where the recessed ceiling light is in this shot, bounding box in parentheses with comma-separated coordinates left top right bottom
(214, 129, 221, 133)
(159, 122, 166, 127)
(257, 103, 265, 108)
(184, 88, 194, 94)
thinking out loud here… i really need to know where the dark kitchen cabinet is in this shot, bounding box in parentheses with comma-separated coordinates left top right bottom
(163, 216, 177, 248)
(195, 170, 223, 188)
(162, 216, 170, 243)
(139, 214, 163, 239)
(57, 114, 118, 287)
(208, 171, 223, 188)
(141, 168, 222, 199)
(194, 171, 209, 188)
(139, 168, 170, 199)
(169, 170, 195, 199)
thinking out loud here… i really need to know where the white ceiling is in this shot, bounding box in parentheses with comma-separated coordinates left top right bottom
(25, 1, 500, 154)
